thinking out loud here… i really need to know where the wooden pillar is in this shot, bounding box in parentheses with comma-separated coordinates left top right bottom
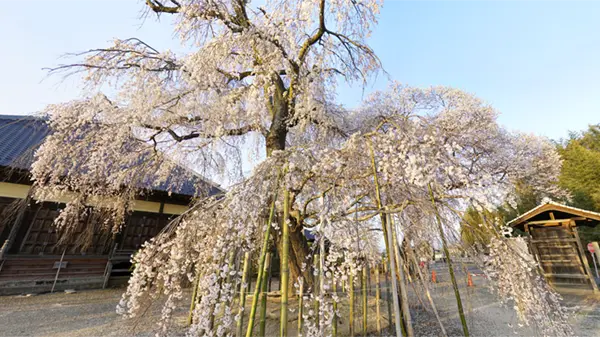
(571, 220, 599, 293)
(0, 197, 31, 259)
(525, 225, 547, 280)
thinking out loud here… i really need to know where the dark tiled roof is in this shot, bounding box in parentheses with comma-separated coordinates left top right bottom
(0, 114, 223, 197)
(0, 115, 50, 169)
(150, 165, 224, 197)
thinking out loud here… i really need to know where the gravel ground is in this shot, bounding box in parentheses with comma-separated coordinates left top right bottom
(426, 264, 600, 337)
(0, 270, 599, 336)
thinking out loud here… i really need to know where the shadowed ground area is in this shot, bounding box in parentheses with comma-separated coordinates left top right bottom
(1, 264, 599, 336)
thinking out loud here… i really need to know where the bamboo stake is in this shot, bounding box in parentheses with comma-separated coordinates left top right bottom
(368, 265, 372, 296)
(375, 265, 382, 336)
(298, 279, 304, 336)
(51, 248, 67, 293)
(211, 252, 234, 331)
(332, 281, 338, 337)
(387, 216, 407, 336)
(407, 264, 427, 311)
(314, 253, 320, 331)
(409, 252, 447, 337)
(349, 273, 355, 337)
(188, 271, 201, 326)
(389, 216, 414, 337)
(236, 252, 251, 337)
(384, 215, 403, 337)
(211, 251, 237, 331)
(362, 267, 368, 336)
(319, 231, 326, 336)
(428, 183, 469, 337)
(225, 251, 236, 287)
(234, 252, 242, 291)
(280, 188, 290, 337)
(383, 258, 393, 333)
(368, 141, 408, 336)
(259, 253, 271, 337)
(245, 190, 279, 337)
(368, 142, 392, 262)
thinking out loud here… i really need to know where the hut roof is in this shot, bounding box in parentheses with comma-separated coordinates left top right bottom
(507, 199, 600, 228)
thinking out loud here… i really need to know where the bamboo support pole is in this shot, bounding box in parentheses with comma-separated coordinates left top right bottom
(407, 264, 427, 311)
(188, 271, 201, 326)
(428, 184, 469, 337)
(319, 232, 326, 336)
(375, 265, 382, 336)
(314, 253, 320, 331)
(224, 251, 236, 288)
(385, 216, 404, 337)
(245, 191, 279, 337)
(298, 280, 304, 335)
(332, 281, 338, 337)
(389, 216, 414, 337)
(368, 265, 372, 296)
(210, 252, 233, 331)
(259, 253, 271, 337)
(349, 273, 355, 337)
(51, 248, 67, 293)
(236, 252, 251, 337)
(368, 142, 392, 262)
(362, 267, 368, 336)
(383, 258, 393, 333)
(369, 141, 409, 336)
(410, 253, 447, 337)
(280, 188, 290, 337)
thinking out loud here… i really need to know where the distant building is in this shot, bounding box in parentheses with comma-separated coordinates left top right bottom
(433, 249, 443, 261)
(0, 115, 223, 295)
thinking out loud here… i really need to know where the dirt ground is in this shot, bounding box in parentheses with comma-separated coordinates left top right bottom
(1, 270, 599, 336)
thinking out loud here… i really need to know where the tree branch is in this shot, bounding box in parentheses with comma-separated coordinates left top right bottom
(142, 123, 265, 142)
(146, 0, 181, 14)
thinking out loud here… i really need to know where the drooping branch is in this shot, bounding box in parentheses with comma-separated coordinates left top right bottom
(45, 38, 181, 78)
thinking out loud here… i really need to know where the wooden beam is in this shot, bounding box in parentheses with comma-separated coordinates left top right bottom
(544, 273, 589, 279)
(530, 238, 578, 244)
(0, 183, 188, 215)
(536, 244, 579, 249)
(525, 218, 585, 225)
(539, 261, 582, 266)
(0, 182, 30, 199)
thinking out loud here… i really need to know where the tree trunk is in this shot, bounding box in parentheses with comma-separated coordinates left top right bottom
(272, 219, 314, 291)
(265, 75, 314, 292)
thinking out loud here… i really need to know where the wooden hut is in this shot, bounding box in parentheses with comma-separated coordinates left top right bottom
(508, 200, 600, 292)
(0, 115, 223, 294)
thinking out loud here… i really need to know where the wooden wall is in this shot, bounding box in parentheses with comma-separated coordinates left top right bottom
(529, 224, 595, 289)
(0, 197, 177, 293)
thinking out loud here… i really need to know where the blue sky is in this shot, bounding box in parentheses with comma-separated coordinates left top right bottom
(1, 0, 599, 140)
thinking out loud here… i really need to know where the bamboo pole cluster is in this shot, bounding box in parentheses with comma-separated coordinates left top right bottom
(183, 169, 475, 337)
